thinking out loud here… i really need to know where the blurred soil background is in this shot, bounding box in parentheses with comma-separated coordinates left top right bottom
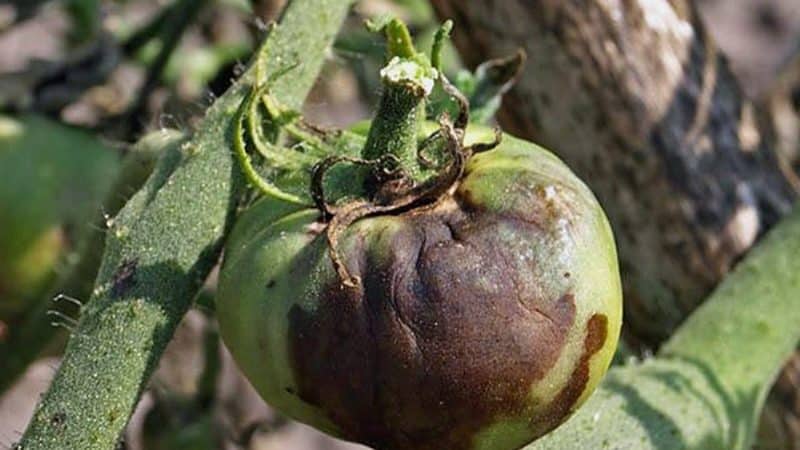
(0, 0, 798, 449)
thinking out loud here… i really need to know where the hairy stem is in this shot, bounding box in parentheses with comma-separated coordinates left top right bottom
(17, 1, 353, 448)
(361, 19, 437, 186)
(361, 81, 427, 181)
(0, 130, 185, 394)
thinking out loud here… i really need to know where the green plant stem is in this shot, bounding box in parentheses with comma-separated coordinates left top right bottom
(361, 82, 427, 181)
(17, 1, 353, 448)
(0, 131, 185, 394)
(361, 20, 436, 186)
(528, 206, 800, 450)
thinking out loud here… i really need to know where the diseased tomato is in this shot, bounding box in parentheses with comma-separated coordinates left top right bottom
(217, 123, 622, 450)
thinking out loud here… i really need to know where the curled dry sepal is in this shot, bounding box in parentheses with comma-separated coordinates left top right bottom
(216, 18, 622, 450)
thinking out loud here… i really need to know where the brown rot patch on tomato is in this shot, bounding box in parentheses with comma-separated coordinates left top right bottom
(288, 200, 578, 450)
(531, 313, 608, 435)
(110, 258, 138, 299)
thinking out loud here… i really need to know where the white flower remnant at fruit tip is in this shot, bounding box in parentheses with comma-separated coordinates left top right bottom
(380, 56, 438, 95)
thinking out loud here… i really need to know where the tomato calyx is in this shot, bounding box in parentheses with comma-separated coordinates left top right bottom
(312, 112, 502, 288)
(309, 22, 503, 287)
(233, 18, 505, 288)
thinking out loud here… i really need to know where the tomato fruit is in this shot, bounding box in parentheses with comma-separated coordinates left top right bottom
(217, 123, 622, 450)
(0, 115, 118, 317)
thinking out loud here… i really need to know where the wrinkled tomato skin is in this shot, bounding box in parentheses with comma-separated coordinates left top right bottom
(217, 125, 622, 450)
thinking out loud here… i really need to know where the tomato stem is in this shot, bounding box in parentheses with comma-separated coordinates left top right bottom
(361, 80, 428, 184)
(362, 18, 439, 191)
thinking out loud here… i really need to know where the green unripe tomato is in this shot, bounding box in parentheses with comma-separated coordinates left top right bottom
(217, 125, 622, 450)
(0, 226, 64, 316)
(0, 115, 118, 317)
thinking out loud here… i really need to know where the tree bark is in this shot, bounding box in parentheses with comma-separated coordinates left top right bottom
(430, 0, 799, 447)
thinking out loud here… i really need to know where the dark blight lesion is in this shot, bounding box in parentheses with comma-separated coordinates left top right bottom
(286, 202, 585, 450)
(530, 313, 609, 435)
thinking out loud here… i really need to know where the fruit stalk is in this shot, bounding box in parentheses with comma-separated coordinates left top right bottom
(361, 19, 438, 185)
(361, 81, 427, 181)
(17, 1, 353, 448)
